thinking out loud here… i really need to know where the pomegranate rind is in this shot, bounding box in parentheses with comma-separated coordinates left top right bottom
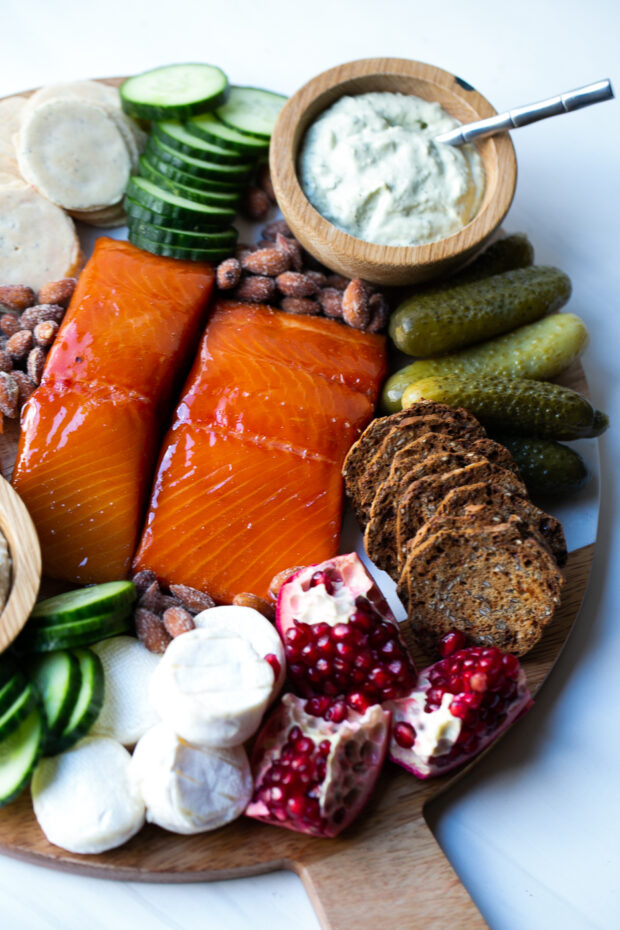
(387, 664, 532, 779)
(275, 552, 396, 639)
(245, 693, 391, 837)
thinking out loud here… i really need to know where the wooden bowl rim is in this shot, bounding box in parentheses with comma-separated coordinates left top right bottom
(270, 57, 517, 277)
(0, 476, 41, 654)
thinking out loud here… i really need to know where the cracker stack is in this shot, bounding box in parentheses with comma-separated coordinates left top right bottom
(342, 401, 565, 657)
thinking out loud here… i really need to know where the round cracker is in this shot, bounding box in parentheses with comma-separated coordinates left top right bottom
(0, 185, 81, 289)
(17, 97, 131, 210)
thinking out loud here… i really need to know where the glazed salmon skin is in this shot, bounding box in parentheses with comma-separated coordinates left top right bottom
(13, 238, 214, 584)
(134, 300, 386, 602)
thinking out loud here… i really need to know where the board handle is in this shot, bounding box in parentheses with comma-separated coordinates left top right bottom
(295, 806, 487, 930)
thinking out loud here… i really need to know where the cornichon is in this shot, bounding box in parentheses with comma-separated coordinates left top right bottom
(382, 313, 589, 412)
(401, 375, 609, 440)
(493, 436, 589, 496)
(389, 265, 572, 357)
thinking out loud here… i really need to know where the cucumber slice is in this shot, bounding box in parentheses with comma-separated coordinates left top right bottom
(0, 706, 44, 806)
(125, 196, 221, 231)
(138, 157, 241, 207)
(0, 670, 28, 717)
(0, 683, 37, 741)
(153, 121, 249, 164)
(128, 219, 237, 248)
(28, 650, 82, 740)
(129, 232, 233, 263)
(30, 581, 137, 627)
(52, 648, 104, 754)
(120, 63, 229, 121)
(186, 112, 270, 155)
(127, 177, 236, 227)
(146, 135, 252, 182)
(21, 610, 133, 653)
(215, 86, 287, 139)
(143, 148, 246, 191)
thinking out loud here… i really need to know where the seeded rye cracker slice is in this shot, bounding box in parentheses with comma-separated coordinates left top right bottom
(364, 435, 519, 577)
(397, 521, 564, 656)
(433, 481, 567, 565)
(342, 401, 481, 505)
(353, 413, 487, 526)
(395, 459, 528, 572)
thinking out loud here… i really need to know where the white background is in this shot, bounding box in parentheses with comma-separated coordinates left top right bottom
(1, 1, 619, 927)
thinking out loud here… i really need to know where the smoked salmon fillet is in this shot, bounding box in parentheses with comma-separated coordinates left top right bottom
(13, 238, 214, 583)
(134, 301, 386, 602)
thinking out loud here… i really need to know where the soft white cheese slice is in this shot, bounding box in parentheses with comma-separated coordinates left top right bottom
(129, 723, 252, 834)
(150, 626, 275, 747)
(90, 636, 161, 746)
(31, 737, 145, 854)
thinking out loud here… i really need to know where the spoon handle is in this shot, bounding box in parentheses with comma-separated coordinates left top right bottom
(436, 78, 614, 146)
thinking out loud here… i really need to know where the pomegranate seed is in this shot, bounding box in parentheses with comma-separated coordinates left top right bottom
(326, 701, 347, 723)
(301, 643, 318, 665)
(350, 609, 373, 631)
(316, 634, 335, 657)
(347, 692, 370, 714)
(265, 653, 281, 680)
(393, 722, 416, 749)
(502, 653, 520, 678)
(294, 736, 315, 755)
(449, 699, 470, 721)
(469, 672, 488, 692)
(305, 696, 331, 717)
(448, 674, 463, 692)
(318, 739, 331, 757)
(439, 629, 467, 657)
(353, 651, 373, 671)
(315, 658, 331, 677)
(369, 667, 389, 690)
(332, 623, 351, 641)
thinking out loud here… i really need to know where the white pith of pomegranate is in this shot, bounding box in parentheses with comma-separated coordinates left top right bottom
(276, 553, 417, 712)
(386, 645, 533, 779)
(245, 693, 390, 837)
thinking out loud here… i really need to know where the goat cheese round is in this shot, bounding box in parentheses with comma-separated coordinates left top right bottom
(299, 92, 484, 247)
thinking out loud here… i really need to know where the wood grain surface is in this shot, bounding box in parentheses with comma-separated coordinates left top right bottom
(270, 58, 517, 285)
(0, 77, 597, 929)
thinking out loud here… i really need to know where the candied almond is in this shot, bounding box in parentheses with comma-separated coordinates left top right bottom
(263, 219, 293, 240)
(318, 287, 344, 319)
(0, 285, 36, 312)
(276, 271, 320, 298)
(138, 580, 164, 614)
(242, 247, 290, 277)
(163, 605, 195, 637)
(268, 566, 305, 601)
(342, 278, 371, 330)
(325, 273, 350, 291)
(37, 278, 76, 307)
(257, 163, 276, 203)
(232, 592, 276, 621)
(274, 232, 303, 271)
(216, 257, 242, 290)
(0, 372, 18, 418)
(27, 346, 46, 384)
(169, 583, 216, 614)
(305, 270, 327, 289)
(233, 275, 277, 303)
(241, 186, 271, 221)
(135, 607, 171, 654)
(11, 370, 35, 407)
(34, 319, 59, 348)
(0, 348, 13, 373)
(281, 297, 320, 315)
(367, 292, 391, 333)
(7, 329, 34, 361)
(131, 569, 158, 596)
(0, 314, 21, 337)
(20, 304, 64, 330)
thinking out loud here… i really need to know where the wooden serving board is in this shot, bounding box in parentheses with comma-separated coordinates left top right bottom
(0, 78, 598, 928)
(0, 365, 597, 930)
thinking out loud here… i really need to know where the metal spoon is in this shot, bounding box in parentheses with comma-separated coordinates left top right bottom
(436, 79, 614, 146)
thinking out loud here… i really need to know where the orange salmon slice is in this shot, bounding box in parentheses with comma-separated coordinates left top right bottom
(134, 422, 344, 603)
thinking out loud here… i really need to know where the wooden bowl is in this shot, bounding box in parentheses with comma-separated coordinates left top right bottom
(0, 476, 41, 654)
(270, 58, 517, 286)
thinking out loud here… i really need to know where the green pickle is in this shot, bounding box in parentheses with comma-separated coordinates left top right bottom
(389, 265, 572, 357)
(382, 313, 589, 412)
(493, 436, 590, 496)
(401, 375, 609, 441)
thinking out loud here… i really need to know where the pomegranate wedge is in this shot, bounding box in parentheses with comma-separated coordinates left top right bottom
(276, 553, 417, 712)
(245, 693, 390, 837)
(386, 645, 533, 778)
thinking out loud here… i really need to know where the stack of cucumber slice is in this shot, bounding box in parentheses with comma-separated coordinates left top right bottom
(0, 582, 137, 804)
(120, 65, 286, 262)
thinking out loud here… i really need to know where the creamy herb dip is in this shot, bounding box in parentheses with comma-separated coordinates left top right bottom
(299, 92, 485, 247)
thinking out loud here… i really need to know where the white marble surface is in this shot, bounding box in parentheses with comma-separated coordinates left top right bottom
(1, 1, 619, 927)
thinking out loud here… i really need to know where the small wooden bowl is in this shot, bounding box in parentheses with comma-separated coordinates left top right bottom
(270, 58, 517, 286)
(0, 476, 41, 654)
